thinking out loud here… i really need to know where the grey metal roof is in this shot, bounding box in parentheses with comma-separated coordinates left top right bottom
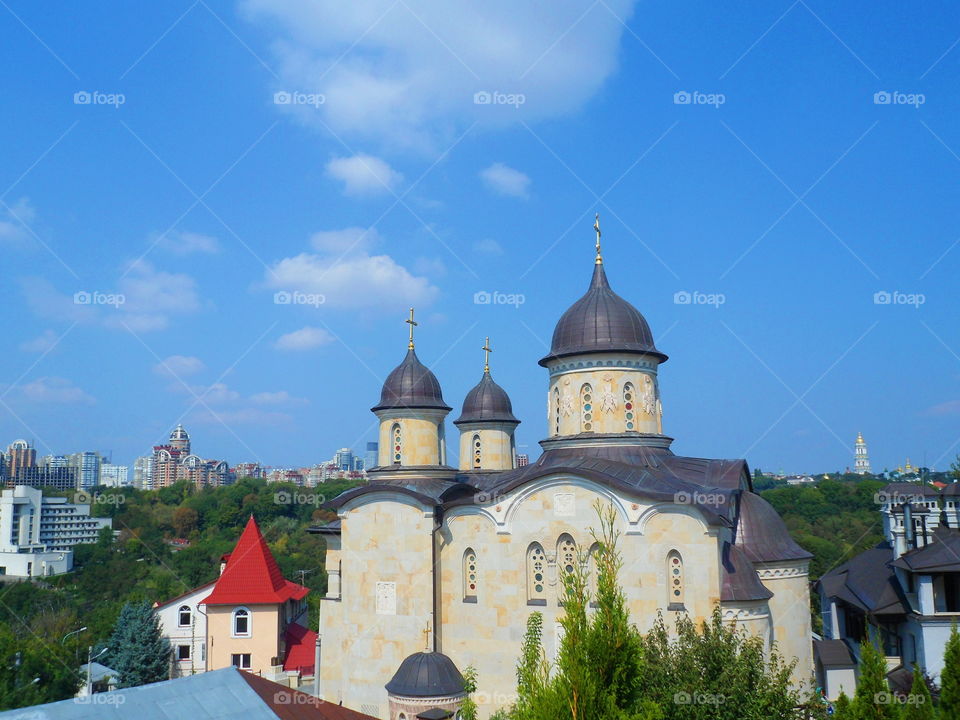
(893, 525, 960, 572)
(539, 263, 667, 366)
(720, 541, 773, 602)
(734, 491, 813, 563)
(818, 542, 906, 616)
(453, 371, 519, 425)
(372, 348, 451, 412)
(813, 639, 856, 669)
(385, 652, 465, 698)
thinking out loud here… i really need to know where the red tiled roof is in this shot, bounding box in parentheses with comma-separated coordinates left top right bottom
(201, 516, 310, 606)
(283, 622, 317, 674)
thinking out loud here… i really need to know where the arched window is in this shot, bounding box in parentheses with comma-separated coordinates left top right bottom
(527, 543, 547, 605)
(178, 605, 191, 627)
(667, 551, 685, 609)
(580, 384, 593, 432)
(472, 434, 482, 469)
(392, 423, 402, 464)
(623, 382, 636, 431)
(463, 548, 478, 602)
(553, 388, 561, 436)
(232, 607, 251, 637)
(557, 534, 578, 577)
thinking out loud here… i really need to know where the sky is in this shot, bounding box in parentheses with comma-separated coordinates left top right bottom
(1, 0, 958, 475)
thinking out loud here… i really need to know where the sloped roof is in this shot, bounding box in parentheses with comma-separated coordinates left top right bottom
(154, 580, 217, 610)
(893, 525, 960, 572)
(813, 639, 855, 669)
(735, 491, 813, 563)
(720, 541, 773, 602)
(454, 370, 519, 425)
(202, 516, 309, 606)
(0, 666, 376, 720)
(385, 652, 465, 698)
(372, 348, 450, 412)
(818, 541, 906, 616)
(283, 622, 317, 674)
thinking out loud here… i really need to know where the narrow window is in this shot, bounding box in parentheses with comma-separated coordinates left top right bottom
(472, 434, 482, 469)
(392, 423, 402, 464)
(233, 607, 250, 637)
(667, 551, 685, 609)
(623, 382, 636, 431)
(463, 548, 478, 602)
(178, 605, 191, 627)
(580, 384, 593, 432)
(557, 534, 578, 577)
(553, 388, 561, 436)
(527, 543, 547, 605)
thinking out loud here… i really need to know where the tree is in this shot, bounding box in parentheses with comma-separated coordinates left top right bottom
(901, 665, 934, 720)
(0, 622, 80, 710)
(950, 454, 960, 482)
(942, 622, 960, 719)
(459, 666, 479, 720)
(833, 692, 853, 719)
(850, 637, 899, 720)
(106, 602, 170, 688)
(172, 506, 198, 537)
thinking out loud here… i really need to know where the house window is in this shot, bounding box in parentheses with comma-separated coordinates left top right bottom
(392, 424, 402, 464)
(178, 605, 191, 627)
(623, 383, 636, 431)
(879, 623, 901, 657)
(580, 384, 593, 432)
(667, 551, 684, 609)
(463, 548, 477, 602)
(473, 434, 482, 469)
(177, 644, 191, 661)
(527, 543, 547, 605)
(231, 653, 251, 670)
(233, 607, 251, 637)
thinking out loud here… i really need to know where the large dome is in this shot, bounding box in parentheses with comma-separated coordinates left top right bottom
(454, 370, 519, 425)
(385, 651, 465, 698)
(373, 349, 451, 412)
(539, 263, 667, 366)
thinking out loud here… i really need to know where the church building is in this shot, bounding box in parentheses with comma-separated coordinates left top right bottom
(313, 223, 814, 718)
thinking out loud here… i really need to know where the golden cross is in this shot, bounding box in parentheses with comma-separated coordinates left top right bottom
(482, 337, 492, 372)
(406, 307, 418, 349)
(593, 212, 602, 265)
(422, 619, 432, 651)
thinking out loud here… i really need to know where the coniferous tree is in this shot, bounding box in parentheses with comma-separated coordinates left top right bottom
(902, 665, 934, 720)
(850, 637, 900, 720)
(942, 623, 960, 720)
(833, 692, 853, 719)
(106, 602, 170, 688)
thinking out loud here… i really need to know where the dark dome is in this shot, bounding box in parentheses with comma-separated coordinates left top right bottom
(539, 263, 667, 366)
(373, 349, 451, 412)
(735, 491, 812, 563)
(454, 371, 519, 425)
(385, 651, 465, 698)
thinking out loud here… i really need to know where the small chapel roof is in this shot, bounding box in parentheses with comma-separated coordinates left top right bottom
(385, 651, 466, 699)
(454, 369, 519, 425)
(373, 348, 451, 412)
(201, 516, 309, 606)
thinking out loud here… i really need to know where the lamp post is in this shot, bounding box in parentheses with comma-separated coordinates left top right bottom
(86, 647, 108, 696)
(61, 627, 87, 644)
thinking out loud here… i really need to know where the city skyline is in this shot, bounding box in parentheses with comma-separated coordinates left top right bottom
(1, 1, 958, 475)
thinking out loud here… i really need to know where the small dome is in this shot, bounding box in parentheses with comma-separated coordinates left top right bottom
(170, 424, 189, 441)
(373, 349, 451, 412)
(539, 263, 667, 366)
(454, 371, 519, 425)
(385, 651, 465, 698)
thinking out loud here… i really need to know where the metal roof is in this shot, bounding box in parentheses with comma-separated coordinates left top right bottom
(385, 652, 465, 698)
(372, 348, 451, 412)
(453, 370, 519, 425)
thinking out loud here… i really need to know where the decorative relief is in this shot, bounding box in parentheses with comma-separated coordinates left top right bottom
(600, 381, 617, 413)
(755, 565, 808, 580)
(560, 380, 575, 417)
(721, 605, 770, 621)
(375, 581, 396, 615)
(554, 493, 575, 517)
(640, 376, 656, 415)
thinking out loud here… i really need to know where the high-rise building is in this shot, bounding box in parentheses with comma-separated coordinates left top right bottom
(516, 454, 529, 467)
(333, 448, 354, 472)
(6, 440, 36, 475)
(100, 463, 129, 487)
(854, 432, 871, 475)
(365, 442, 378, 472)
(67, 451, 102, 489)
(10, 466, 78, 491)
(133, 455, 153, 490)
(151, 425, 230, 488)
(233, 462, 263, 479)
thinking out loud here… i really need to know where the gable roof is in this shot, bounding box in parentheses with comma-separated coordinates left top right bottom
(154, 579, 217, 610)
(818, 541, 906, 616)
(0, 666, 376, 720)
(283, 622, 318, 674)
(202, 516, 309, 606)
(893, 525, 960, 572)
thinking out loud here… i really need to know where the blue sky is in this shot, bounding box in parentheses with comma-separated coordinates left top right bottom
(1, 0, 958, 474)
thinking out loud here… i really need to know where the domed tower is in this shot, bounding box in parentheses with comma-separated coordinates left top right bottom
(169, 424, 190, 453)
(370, 309, 455, 479)
(454, 338, 520, 472)
(385, 650, 467, 720)
(538, 216, 669, 449)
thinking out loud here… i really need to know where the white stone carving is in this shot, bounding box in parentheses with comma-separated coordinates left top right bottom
(560, 389, 575, 417)
(755, 564, 808, 580)
(375, 581, 396, 615)
(600, 382, 617, 413)
(640, 376, 656, 415)
(554, 493, 575, 517)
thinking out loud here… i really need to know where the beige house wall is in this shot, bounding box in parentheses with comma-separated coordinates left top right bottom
(206, 604, 281, 676)
(758, 561, 814, 687)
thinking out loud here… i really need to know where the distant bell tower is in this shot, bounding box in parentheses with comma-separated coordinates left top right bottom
(854, 432, 871, 474)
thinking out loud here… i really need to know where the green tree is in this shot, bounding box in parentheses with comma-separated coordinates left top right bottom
(106, 602, 170, 688)
(902, 665, 934, 720)
(0, 622, 81, 710)
(942, 623, 960, 719)
(850, 637, 899, 719)
(459, 666, 479, 720)
(833, 691, 853, 719)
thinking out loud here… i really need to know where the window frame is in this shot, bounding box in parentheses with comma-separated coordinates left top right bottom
(232, 607, 251, 638)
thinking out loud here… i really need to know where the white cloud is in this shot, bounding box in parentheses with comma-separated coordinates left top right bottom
(325, 154, 402, 196)
(310, 226, 381, 254)
(473, 238, 503, 256)
(414, 256, 447, 277)
(155, 230, 220, 255)
(275, 326, 335, 351)
(19, 330, 60, 353)
(250, 390, 309, 405)
(109, 259, 204, 332)
(0, 198, 36, 244)
(242, 0, 636, 148)
(480, 163, 530, 198)
(153, 355, 206, 377)
(20, 377, 94, 405)
(923, 399, 960, 416)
